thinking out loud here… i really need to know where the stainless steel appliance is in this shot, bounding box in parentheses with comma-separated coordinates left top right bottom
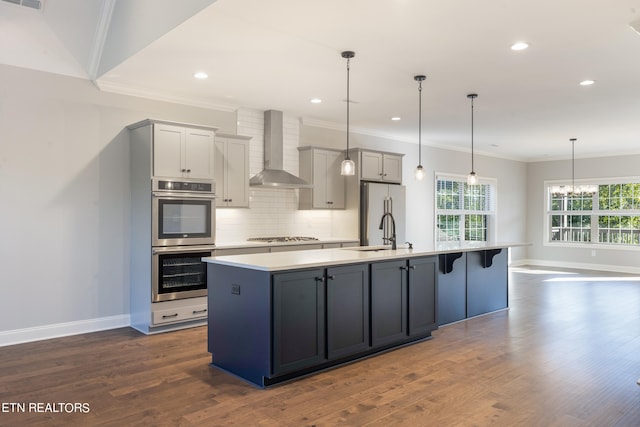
(152, 245, 215, 302)
(360, 182, 406, 246)
(152, 177, 216, 247)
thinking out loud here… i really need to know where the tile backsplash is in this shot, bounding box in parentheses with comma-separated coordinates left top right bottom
(214, 108, 343, 243)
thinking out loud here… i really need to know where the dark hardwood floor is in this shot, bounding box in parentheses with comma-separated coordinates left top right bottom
(1, 266, 640, 426)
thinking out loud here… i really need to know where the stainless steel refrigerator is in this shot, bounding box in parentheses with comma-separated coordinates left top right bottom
(360, 182, 406, 246)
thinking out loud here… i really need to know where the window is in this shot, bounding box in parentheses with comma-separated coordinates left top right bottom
(435, 175, 496, 243)
(546, 180, 640, 247)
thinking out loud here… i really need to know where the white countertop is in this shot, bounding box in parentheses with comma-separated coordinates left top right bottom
(203, 242, 529, 272)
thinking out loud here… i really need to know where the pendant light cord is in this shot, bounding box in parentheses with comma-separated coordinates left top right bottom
(470, 96, 475, 173)
(346, 56, 351, 159)
(571, 138, 576, 192)
(418, 80, 422, 163)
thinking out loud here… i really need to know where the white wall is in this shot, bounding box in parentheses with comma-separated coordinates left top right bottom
(526, 154, 640, 273)
(0, 64, 234, 344)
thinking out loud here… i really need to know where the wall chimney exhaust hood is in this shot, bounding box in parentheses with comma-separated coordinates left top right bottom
(249, 110, 312, 189)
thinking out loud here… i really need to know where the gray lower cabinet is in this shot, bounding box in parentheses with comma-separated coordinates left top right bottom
(272, 269, 326, 375)
(326, 264, 370, 360)
(408, 257, 438, 337)
(371, 259, 408, 347)
(371, 257, 438, 348)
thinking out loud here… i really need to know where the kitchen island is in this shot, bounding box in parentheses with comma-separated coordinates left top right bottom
(203, 242, 526, 387)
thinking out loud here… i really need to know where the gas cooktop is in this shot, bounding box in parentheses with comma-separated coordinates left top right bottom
(247, 236, 319, 243)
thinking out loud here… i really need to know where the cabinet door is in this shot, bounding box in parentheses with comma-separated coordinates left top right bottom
(408, 257, 438, 337)
(360, 151, 384, 181)
(382, 154, 403, 183)
(214, 139, 226, 204)
(272, 269, 326, 375)
(184, 128, 214, 179)
(371, 259, 407, 347)
(225, 138, 249, 207)
(312, 150, 330, 208)
(326, 264, 370, 359)
(153, 124, 184, 177)
(325, 150, 345, 209)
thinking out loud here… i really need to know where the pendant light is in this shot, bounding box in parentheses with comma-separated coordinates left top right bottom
(467, 93, 478, 186)
(414, 75, 426, 180)
(568, 138, 597, 195)
(340, 51, 356, 176)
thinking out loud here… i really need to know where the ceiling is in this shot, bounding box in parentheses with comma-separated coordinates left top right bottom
(3, 0, 640, 162)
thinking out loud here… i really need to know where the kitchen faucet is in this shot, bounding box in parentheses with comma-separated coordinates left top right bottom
(378, 212, 397, 250)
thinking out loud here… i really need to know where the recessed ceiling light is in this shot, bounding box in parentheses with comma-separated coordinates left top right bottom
(391, 117, 401, 121)
(511, 42, 529, 51)
(579, 80, 595, 86)
(310, 98, 322, 104)
(193, 71, 208, 80)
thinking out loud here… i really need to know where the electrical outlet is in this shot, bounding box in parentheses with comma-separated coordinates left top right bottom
(231, 284, 240, 295)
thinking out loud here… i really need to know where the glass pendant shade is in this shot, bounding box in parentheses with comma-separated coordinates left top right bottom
(415, 165, 425, 180)
(467, 171, 478, 186)
(341, 158, 355, 176)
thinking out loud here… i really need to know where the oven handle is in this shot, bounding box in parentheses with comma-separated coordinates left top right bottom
(152, 245, 216, 255)
(152, 191, 217, 200)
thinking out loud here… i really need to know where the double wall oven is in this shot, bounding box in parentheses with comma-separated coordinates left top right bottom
(151, 177, 215, 302)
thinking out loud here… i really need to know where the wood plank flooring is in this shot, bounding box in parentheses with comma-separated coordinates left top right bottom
(1, 266, 640, 426)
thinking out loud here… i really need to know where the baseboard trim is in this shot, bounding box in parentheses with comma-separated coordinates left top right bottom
(0, 315, 131, 348)
(514, 259, 640, 275)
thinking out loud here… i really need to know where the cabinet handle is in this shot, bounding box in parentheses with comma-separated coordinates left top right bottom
(162, 313, 179, 319)
(192, 309, 208, 314)
(409, 265, 416, 270)
(228, 199, 232, 202)
(400, 266, 408, 270)
(315, 276, 325, 282)
(181, 169, 187, 173)
(327, 275, 335, 280)
(187, 169, 192, 173)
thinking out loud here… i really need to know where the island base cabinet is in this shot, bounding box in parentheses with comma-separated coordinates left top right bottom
(466, 249, 508, 317)
(437, 252, 467, 325)
(326, 264, 370, 360)
(371, 260, 408, 348)
(408, 257, 438, 337)
(207, 264, 271, 387)
(272, 269, 326, 376)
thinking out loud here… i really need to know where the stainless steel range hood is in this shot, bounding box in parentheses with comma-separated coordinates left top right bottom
(249, 110, 312, 189)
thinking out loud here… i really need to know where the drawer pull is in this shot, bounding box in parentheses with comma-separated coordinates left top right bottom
(162, 313, 179, 319)
(192, 309, 208, 314)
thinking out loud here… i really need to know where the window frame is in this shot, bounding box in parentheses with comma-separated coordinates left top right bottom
(434, 173, 497, 245)
(543, 177, 640, 251)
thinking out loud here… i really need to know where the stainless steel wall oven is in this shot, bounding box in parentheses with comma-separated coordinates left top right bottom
(152, 177, 216, 247)
(151, 245, 214, 302)
(150, 177, 216, 301)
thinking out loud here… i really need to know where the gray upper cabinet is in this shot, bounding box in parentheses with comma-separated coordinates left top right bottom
(153, 122, 216, 179)
(298, 147, 346, 209)
(359, 150, 403, 183)
(215, 134, 250, 208)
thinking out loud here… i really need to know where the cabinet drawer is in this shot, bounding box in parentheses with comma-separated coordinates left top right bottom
(152, 303, 208, 325)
